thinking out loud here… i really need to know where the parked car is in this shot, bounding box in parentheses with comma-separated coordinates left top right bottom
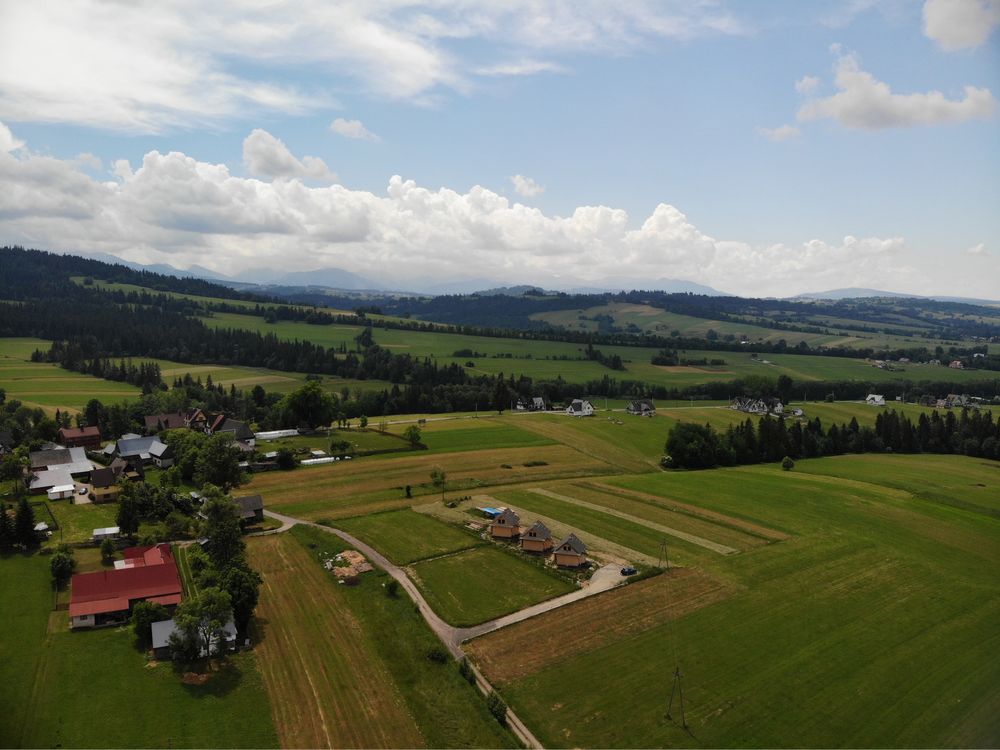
(78, 486, 88, 495)
(620, 566, 637, 576)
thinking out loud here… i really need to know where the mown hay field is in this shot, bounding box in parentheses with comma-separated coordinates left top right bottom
(247, 532, 425, 749)
(250, 527, 516, 749)
(492, 455, 1000, 748)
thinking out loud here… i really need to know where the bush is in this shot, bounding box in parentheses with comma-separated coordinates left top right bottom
(782, 456, 795, 471)
(487, 690, 508, 726)
(385, 580, 399, 598)
(458, 657, 476, 685)
(523, 460, 548, 467)
(100, 538, 115, 561)
(426, 646, 449, 663)
(50, 550, 76, 586)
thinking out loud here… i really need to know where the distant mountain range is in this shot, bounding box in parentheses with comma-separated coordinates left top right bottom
(797, 287, 1000, 305)
(80, 252, 730, 297)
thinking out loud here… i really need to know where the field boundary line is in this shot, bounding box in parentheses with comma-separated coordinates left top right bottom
(580, 481, 791, 541)
(527, 487, 740, 555)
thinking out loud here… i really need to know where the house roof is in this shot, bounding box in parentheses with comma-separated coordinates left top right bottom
(151, 617, 237, 653)
(69, 544, 181, 618)
(29, 446, 89, 471)
(91, 467, 116, 488)
(525, 520, 551, 539)
(556, 533, 587, 555)
(58, 425, 101, 441)
(144, 412, 188, 431)
(116, 436, 168, 458)
(233, 494, 264, 519)
(494, 508, 520, 526)
(215, 417, 253, 440)
(29, 467, 74, 491)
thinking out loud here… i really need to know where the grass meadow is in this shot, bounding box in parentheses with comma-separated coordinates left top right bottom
(486, 455, 1000, 748)
(411, 545, 576, 627)
(0, 552, 277, 749)
(337, 508, 484, 564)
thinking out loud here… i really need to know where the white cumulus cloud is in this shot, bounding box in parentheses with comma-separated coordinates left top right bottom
(795, 75, 819, 95)
(797, 51, 997, 129)
(0, 122, 963, 297)
(923, 0, 1000, 50)
(242, 129, 335, 181)
(757, 124, 801, 141)
(330, 118, 380, 141)
(966, 242, 990, 256)
(510, 174, 545, 198)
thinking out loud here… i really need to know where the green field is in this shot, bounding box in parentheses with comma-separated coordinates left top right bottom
(202, 311, 995, 389)
(489, 455, 1000, 748)
(530, 301, 956, 350)
(417, 420, 558, 454)
(337, 509, 484, 564)
(0, 337, 142, 413)
(412, 545, 577, 627)
(0, 553, 277, 749)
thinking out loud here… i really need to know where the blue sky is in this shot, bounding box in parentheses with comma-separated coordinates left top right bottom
(0, 0, 997, 297)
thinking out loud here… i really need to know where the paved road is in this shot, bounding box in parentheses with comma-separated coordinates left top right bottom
(263, 508, 629, 749)
(454, 563, 623, 642)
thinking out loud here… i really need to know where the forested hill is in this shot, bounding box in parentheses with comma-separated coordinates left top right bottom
(3, 245, 1000, 346)
(0, 246, 267, 304)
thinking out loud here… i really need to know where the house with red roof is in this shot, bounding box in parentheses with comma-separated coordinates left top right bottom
(69, 543, 183, 629)
(57, 425, 102, 449)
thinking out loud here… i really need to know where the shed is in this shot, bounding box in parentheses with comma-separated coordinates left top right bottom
(92, 526, 121, 541)
(233, 494, 265, 523)
(47, 484, 76, 501)
(151, 617, 238, 660)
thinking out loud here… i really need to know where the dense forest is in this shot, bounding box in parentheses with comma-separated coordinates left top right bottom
(665, 408, 1000, 470)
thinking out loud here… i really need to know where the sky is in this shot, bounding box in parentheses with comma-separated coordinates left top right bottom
(0, 0, 998, 298)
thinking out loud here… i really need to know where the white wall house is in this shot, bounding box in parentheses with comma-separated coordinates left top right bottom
(866, 394, 886, 406)
(565, 399, 595, 417)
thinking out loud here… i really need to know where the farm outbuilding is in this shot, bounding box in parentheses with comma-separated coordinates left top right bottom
(47, 484, 76, 501)
(92, 526, 120, 542)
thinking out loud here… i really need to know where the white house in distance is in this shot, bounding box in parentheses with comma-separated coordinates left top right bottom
(566, 399, 595, 417)
(866, 394, 886, 406)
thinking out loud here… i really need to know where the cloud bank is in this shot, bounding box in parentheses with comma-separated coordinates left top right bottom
(1, 122, 986, 298)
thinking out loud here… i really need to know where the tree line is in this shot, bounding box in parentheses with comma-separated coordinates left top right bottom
(664, 408, 1000, 470)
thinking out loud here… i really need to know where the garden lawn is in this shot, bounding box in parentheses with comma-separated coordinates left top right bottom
(337, 509, 483, 564)
(2, 553, 277, 749)
(412, 545, 575, 627)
